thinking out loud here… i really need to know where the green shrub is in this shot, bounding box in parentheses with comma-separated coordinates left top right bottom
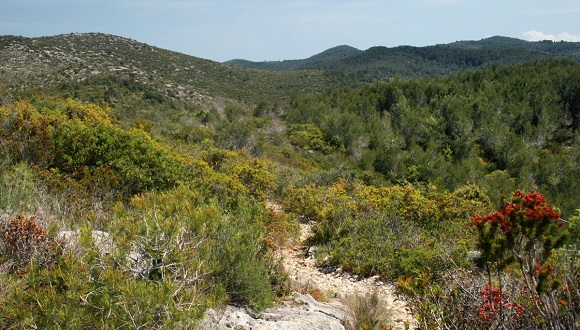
(0, 249, 203, 329)
(232, 158, 277, 201)
(288, 123, 333, 153)
(293, 180, 489, 281)
(205, 199, 285, 310)
(283, 183, 325, 222)
(0, 101, 55, 167)
(117, 185, 285, 311)
(52, 123, 186, 196)
(567, 209, 580, 247)
(0, 162, 37, 212)
(1, 100, 188, 199)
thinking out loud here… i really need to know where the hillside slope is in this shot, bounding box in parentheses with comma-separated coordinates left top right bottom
(0, 33, 356, 105)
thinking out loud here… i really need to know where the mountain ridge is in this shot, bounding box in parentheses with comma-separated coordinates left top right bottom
(225, 36, 580, 80)
(2, 32, 580, 107)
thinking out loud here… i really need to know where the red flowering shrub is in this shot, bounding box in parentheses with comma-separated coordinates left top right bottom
(471, 190, 573, 328)
(471, 190, 562, 235)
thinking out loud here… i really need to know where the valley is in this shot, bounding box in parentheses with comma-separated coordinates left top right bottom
(0, 33, 578, 329)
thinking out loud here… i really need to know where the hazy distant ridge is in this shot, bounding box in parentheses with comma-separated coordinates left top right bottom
(225, 36, 580, 79)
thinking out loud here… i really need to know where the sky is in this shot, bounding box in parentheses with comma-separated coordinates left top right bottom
(2, 0, 579, 62)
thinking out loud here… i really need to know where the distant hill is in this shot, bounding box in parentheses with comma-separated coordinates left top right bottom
(225, 45, 362, 71)
(0, 33, 357, 106)
(225, 36, 580, 80)
(447, 36, 531, 48)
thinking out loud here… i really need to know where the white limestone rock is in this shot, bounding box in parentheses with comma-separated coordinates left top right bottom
(199, 293, 351, 330)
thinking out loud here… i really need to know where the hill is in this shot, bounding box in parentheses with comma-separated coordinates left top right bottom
(225, 45, 362, 71)
(4, 33, 579, 106)
(225, 36, 580, 80)
(0, 33, 357, 106)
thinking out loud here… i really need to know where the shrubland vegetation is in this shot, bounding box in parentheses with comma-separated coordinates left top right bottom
(0, 99, 293, 327)
(285, 59, 580, 216)
(1, 33, 579, 329)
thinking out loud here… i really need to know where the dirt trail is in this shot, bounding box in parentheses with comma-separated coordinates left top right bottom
(281, 223, 416, 330)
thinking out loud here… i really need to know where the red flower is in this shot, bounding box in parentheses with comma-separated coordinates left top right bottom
(513, 189, 524, 198)
(522, 191, 547, 208)
(471, 215, 486, 227)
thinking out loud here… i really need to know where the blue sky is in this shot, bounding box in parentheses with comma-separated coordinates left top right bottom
(2, 0, 579, 62)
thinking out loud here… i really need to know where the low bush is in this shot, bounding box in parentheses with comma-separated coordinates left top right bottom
(288, 123, 334, 153)
(0, 214, 58, 272)
(0, 162, 37, 212)
(343, 291, 393, 330)
(0, 99, 188, 199)
(0, 248, 204, 329)
(116, 185, 287, 311)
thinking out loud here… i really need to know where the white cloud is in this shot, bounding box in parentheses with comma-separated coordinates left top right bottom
(523, 30, 580, 42)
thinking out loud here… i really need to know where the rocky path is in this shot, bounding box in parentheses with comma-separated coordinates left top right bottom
(200, 208, 416, 330)
(281, 223, 415, 330)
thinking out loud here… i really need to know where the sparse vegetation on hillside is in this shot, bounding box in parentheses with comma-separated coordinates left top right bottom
(0, 33, 359, 105)
(225, 45, 363, 71)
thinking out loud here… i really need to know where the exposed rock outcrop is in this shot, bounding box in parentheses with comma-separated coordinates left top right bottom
(199, 293, 351, 330)
(57, 230, 115, 255)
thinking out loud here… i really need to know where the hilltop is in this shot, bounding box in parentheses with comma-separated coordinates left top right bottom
(225, 45, 363, 71)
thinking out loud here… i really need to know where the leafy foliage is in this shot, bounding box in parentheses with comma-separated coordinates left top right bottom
(0, 99, 187, 199)
(285, 60, 580, 216)
(0, 97, 293, 327)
